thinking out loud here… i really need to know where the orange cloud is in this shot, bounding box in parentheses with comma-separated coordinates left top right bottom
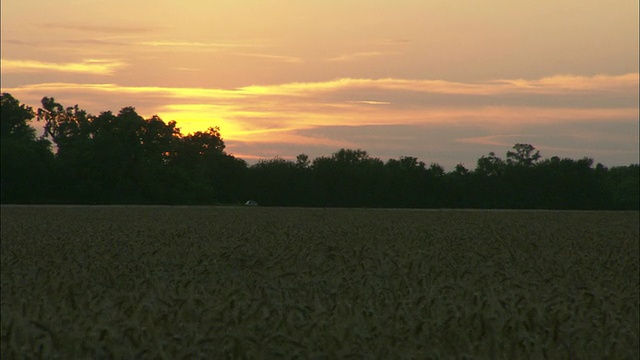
(3, 74, 637, 157)
(1, 59, 126, 75)
(137, 40, 265, 50)
(230, 52, 303, 63)
(491, 73, 640, 94)
(325, 51, 386, 62)
(40, 23, 153, 34)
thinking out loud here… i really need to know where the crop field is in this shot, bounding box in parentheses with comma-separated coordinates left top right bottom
(1, 206, 638, 359)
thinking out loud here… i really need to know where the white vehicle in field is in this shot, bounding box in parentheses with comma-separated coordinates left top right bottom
(244, 200, 258, 206)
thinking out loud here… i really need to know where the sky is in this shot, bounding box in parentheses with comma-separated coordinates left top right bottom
(2, 0, 638, 169)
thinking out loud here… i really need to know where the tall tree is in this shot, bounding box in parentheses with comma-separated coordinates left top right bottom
(506, 143, 541, 167)
(88, 108, 181, 203)
(312, 149, 384, 207)
(37, 97, 92, 155)
(172, 127, 247, 204)
(1, 93, 55, 203)
(383, 156, 427, 207)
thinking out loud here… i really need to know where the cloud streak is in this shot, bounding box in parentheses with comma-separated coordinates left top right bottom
(40, 23, 155, 34)
(231, 52, 303, 63)
(1, 59, 127, 75)
(325, 51, 386, 62)
(135, 41, 302, 62)
(137, 40, 265, 50)
(3, 73, 637, 167)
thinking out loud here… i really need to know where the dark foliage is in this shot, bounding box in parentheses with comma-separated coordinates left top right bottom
(1, 93, 638, 209)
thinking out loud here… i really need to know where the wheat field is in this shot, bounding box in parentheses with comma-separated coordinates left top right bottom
(1, 206, 638, 359)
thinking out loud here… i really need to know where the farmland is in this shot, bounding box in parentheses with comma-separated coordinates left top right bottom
(1, 206, 638, 359)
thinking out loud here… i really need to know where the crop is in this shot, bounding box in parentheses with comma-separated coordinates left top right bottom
(1, 206, 638, 358)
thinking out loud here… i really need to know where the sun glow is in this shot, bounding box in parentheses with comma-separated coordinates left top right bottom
(2, 72, 637, 166)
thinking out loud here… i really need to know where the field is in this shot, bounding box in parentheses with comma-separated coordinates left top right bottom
(1, 206, 638, 359)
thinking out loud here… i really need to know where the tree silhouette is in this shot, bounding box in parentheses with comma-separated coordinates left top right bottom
(171, 127, 247, 204)
(506, 143, 541, 167)
(1, 93, 55, 203)
(476, 151, 505, 177)
(1, 93, 638, 210)
(311, 149, 385, 207)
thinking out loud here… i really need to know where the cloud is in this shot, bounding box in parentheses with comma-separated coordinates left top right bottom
(456, 134, 528, 147)
(137, 40, 263, 50)
(1, 37, 134, 50)
(4, 73, 636, 115)
(1, 59, 127, 75)
(2, 39, 31, 46)
(66, 38, 133, 47)
(491, 73, 640, 94)
(325, 51, 386, 62)
(231, 52, 303, 63)
(135, 41, 301, 62)
(174, 67, 202, 72)
(376, 38, 411, 46)
(348, 100, 391, 105)
(41, 23, 154, 34)
(2, 73, 637, 167)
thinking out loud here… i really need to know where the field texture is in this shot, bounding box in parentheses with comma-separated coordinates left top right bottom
(1, 206, 638, 359)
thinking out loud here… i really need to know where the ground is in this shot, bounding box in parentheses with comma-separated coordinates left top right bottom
(1, 206, 638, 358)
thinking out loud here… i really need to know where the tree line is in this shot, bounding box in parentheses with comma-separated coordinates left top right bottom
(1, 93, 638, 209)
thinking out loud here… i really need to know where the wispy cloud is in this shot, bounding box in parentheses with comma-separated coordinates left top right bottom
(4, 73, 637, 112)
(3, 73, 637, 166)
(135, 41, 301, 62)
(325, 51, 386, 62)
(492, 73, 640, 93)
(224, 74, 639, 98)
(2, 39, 32, 46)
(174, 67, 202, 72)
(231, 52, 303, 63)
(456, 134, 529, 147)
(137, 40, 262, 50)
(1, 37, 134, 50)
(348, 100, 392, 105)
(1, 59, 127, 75)
(375, 38, 411, 46)
(41, 23, 154, 34)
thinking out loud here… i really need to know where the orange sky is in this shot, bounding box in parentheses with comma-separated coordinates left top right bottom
(2, 0, 638, 168)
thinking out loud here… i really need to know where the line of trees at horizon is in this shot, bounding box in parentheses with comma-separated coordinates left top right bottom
(1, 93, 638, 210)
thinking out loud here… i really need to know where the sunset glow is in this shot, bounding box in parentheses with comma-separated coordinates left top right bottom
(2, 0, 638, 168)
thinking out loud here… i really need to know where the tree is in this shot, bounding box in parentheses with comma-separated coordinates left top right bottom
(446, 163, 472, 208)
(311, 149, 384, 207)
(247, 158, 301, 206)
(332, 148, 373, 164)
(171, 127, 247, 204)
(295, 153, 310, 168)
(453, 163, 470, 176)
(428, 163, 445, 177)
(506, 143, 541, 167)
(1, 93, 55, 203)
(1, 93, 38, 141)
(4, 95, 639, 211)
(37, 97, 92, 155)
(475, 152, 505, 177)
(88, 108, 182, 203)
(383, 156, 428, 207)
(179, 127, 225, 156)
(605, 164, 639, 210)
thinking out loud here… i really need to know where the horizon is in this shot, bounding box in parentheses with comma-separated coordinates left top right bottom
(2, 0, 638, 170)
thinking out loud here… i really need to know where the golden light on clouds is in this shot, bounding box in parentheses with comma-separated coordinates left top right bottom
(4, 74, 637, 162)
(2, 0, 637, 167)
(2, 59, 126, 75)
